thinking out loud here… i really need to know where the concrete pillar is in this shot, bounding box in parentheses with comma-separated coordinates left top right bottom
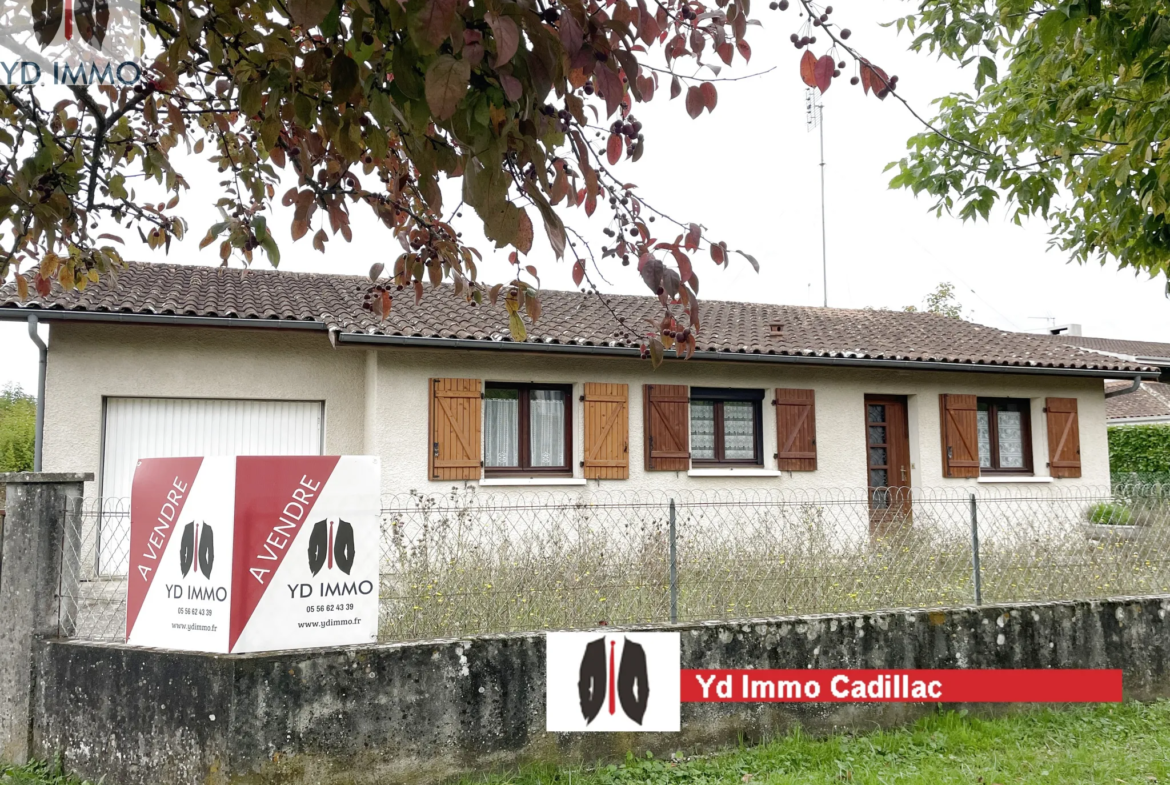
(0, 472, 91, 764)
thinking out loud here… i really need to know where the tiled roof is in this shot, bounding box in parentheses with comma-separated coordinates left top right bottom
(1062, 336, 1170, 362)
(0, 262, 1154, 375)
(1106, 381, 1170, 421)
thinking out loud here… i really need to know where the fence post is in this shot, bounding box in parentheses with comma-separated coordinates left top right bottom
(0, 472, 91, 764)
(669, 498, 678, 624)
(969, 493, 983, 606)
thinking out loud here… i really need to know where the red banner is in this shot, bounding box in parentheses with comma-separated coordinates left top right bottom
(681, 669, 1122, 703)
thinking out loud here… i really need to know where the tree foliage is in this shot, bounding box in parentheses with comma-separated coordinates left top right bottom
(0, 0, 841, 363)
(0, 383, 35, 473)
(904, 281, 964, 319)
(888, 0, 1170, 280)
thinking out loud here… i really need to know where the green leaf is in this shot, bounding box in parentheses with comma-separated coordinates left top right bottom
(424, 55, 471, 122)
(330, 55, 360, 104)
(392, 42, 426, 101)
(1035, 10, 1066, 47)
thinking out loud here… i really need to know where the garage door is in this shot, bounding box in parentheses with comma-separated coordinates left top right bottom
(99, 398, 324, 574)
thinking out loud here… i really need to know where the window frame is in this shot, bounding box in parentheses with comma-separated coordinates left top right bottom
(689, 387, 765, 467)
(977, 397, 1034, 475)
(483, 382, 574, 477)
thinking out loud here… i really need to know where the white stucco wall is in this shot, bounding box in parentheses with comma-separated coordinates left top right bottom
(40, 321, 1112, 500)
(42, 322, 366, 498)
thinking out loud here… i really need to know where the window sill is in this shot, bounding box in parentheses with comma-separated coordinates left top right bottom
(478, 477, 587, 486)
(687, 468, 782, 478)
(976, 476, 1053, 484)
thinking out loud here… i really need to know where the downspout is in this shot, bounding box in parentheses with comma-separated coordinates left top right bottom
(1105, 378, 1142, 399)
(26, 314, 46, 471)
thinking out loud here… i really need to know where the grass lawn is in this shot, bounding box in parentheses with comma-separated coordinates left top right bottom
(5, 703, 1169, 785)
(465, 702, 1170, 785)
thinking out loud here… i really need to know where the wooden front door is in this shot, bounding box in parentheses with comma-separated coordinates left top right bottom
(864, 395, 912, 529)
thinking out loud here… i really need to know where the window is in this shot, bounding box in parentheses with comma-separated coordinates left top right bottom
(483, 383, 572, 475)
(690, 388, 764, 466)
(976, 398, 1032, 473)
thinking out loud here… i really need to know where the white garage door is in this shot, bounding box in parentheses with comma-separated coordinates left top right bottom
(99, 397, 323, 574)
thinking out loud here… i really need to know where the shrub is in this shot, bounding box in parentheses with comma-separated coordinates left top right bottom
(1086, 502, 1135, 526)
(1109, 424, 1170, 481)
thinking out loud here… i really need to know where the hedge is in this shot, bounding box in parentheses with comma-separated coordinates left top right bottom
(1109, 423, 1170, 481)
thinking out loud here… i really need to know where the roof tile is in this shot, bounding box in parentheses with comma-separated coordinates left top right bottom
(0, 262, 1153, 375)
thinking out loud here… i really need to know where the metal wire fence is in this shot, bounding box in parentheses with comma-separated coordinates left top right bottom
(63, 484, 1170, 644)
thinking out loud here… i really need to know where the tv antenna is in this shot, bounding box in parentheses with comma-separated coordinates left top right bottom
(806, 87, 827, 307)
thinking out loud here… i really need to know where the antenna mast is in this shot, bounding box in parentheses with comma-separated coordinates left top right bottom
(806, 87, 827, 307)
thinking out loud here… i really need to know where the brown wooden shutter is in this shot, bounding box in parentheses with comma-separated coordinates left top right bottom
(1045, 397, 1081, 478)
(583, 383, 629, 480)
(428, 378, 482, 481)
(939, 394, 981, 478)
(643, 384, 690, 471)
(774, 388, 817, 471)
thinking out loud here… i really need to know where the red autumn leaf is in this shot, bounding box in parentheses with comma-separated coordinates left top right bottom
(869, 64, 891, 98)
(607, 132, 623, 165)
(685, 85, 704, 118)
(711, 243, 725, 266)
(672, 249, 693, 283)
(799, 50, 817, 88)
(685, 222, 701, 251)
(860, 62, 872, 94)
(516, 209, 534, 254)
(572, 260, 585, 287)
(34, 274, 51, 297)
(717, 42, 734, 65)
(814, 55, 834, 94)
(15, 272, 28, 300)
(699, 82, 717, 112)
(736, 40, 751, 62)
(413, 280, 424, 304)
(670, 75, 681, 99)
(379, 290, 392, 320)
(484, 11, 520, 67)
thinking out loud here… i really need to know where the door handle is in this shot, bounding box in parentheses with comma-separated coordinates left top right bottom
(900, 466, 907, 482)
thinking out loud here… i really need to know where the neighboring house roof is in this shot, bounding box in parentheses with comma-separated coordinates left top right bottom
(1105, 380, 1170, 421)
(0, 262, 1156, 378)
(1061, 336, 1170, 365)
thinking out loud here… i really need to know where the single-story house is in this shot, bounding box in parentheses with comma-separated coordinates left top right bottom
(0, 263, 1156, 510)
(1055, 335, 1170, 425)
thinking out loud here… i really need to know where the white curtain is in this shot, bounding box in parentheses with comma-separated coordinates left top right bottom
(484, 394, 518, 467)
(691, 401, 715, 459)
(722, 401, 755, 459)
(997, 410, 1025, 468)
(977, 410, 992, 468)
(529, 390, 565, 467)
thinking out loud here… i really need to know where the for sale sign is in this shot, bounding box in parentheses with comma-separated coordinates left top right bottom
(126, 455, 380, 653)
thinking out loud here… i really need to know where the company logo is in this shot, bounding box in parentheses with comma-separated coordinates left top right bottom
(32, 0, 107, 50)
(579, 637, 649, 725)
(0, 0, 141, 85)
(546, 631, 680, 732)
(307, 518, 355, 576)
(178, 521, 214, 580)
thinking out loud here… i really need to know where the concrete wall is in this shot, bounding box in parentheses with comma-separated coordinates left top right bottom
(41, 322, 1112, 499)
(31, 595, 1170, 785)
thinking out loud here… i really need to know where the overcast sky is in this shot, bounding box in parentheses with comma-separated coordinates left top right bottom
(3, 0, 1168, 393)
